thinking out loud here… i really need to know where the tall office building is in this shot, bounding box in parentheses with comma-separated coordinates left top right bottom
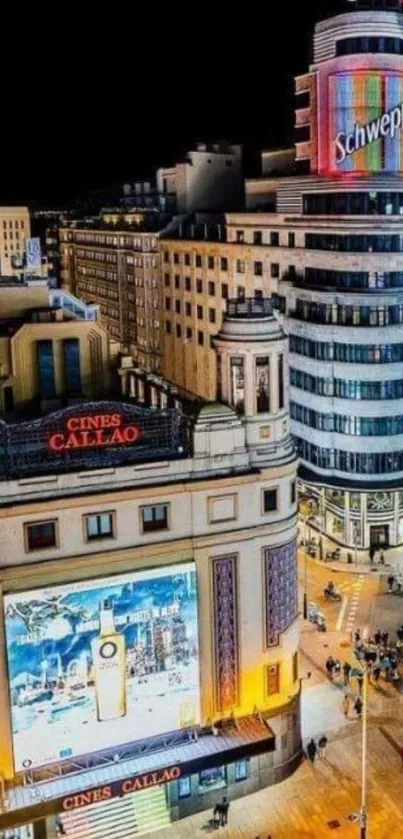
(0, 208, 30, 276)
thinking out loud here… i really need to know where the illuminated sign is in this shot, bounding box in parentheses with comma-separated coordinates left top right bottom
(335, 100, 403, 164)
(48, 412, 140, 452)
(328, 71, 403, 173)
(4, 562, 200, 771)
(61, 766, 181, 812)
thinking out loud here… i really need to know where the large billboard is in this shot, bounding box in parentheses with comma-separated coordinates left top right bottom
(329, 71, 403, 173)
(4, 563, 200, 772)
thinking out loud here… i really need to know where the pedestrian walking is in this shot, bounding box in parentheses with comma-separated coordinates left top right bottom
(379, 549, 385, 565)
(343, 661, 351, 685)
(326, 656, 335, 680)
(318, 735, 328, 760)
(369, 545, 375, 564)
(342, 695, 350, 718)
(372, 665, 381, 685)
(354, 696, 363, 718)
(354, 628, 361, 645)
(334, 658, 341, 677)
(382, 631, 389, 647)
(388, 575, 395, 593)
(307, 739, 317, 763)
(374, 629, 382, 645)
(219, 797, 229, 827)
(357, 672, 364, 695)
(213, 802, 221, 829)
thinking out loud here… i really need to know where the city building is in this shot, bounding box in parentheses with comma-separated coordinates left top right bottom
(32, 211, 72, 285)
(0, 299, 299, 839)
(156, 142, 244, 213)
(60, 211, 174, 374)
(0, 208, 30, 276)
(0, 279, 110, 418)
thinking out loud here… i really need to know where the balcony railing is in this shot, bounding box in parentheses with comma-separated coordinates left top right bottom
(226, 297, 273, 318)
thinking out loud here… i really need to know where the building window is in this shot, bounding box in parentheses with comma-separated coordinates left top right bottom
(254, 260, 263, 277)
(236, 259, 245, 273)
(63, 338, 81, 395)
(166, 321, 171, 333)
(173, 252, 179, 264)
(196, 254, 202, 268)
(198, 766, 227, 794)
(208, 281, 215, 296)
(174, 275, 180, 289)
(236, 230, 244, 243)
(208, 256, 214, 270)
(141, 504, 169, 533)
(178, 777, 191, 799)
(198, 330, 204, 346)
(278, 354, 284, 409)
(197, 305, 203, 320)
(270, 232, 279, 246)
(85, 512, 114, 541)
(175, 299, 181, 314)
(176, 323, 182, 337)
(3, 385, 13, 412)
(165, 297, 171, 311)
(263, 489, 278, 513)
(186, 327, 193, 339)
(291, 480, 296, 505)
(36, 340, 56, 398)
(253, 231, 262, 245)
(164, 251, 169, 263)
(220, 257, 228, 271)
(255, 356, 270, 413)
(185, 276, 191, 291)
(235, 759, 248, 782)
(164, 273, 170, 287)
(222, 283, 229, 299)
(209, 308, 216, 324)
(230, 356, 245, 413)
(185, 302, 192, 316)
(293, 651, 298, 682)
(266, 663, 280, 696)
(197, 279, 203, 294)
(271, 263, 280, 278)
(237, 286, 245, 299)
(25, 520, 57, 552)
(184, 253, 191, 266)
(288, 232, 295, 248)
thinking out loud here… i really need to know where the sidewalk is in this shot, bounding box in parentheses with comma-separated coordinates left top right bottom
(148, 724, 403, 839)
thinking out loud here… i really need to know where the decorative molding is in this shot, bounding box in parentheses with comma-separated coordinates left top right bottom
(264, 540, 298, 647)
(212, 555, 239, 711)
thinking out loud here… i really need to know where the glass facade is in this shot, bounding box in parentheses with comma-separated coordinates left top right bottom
(305, 233, 403, 252)
(63, 338, 81, 395)
(336, 36, 403, 56)
(291, 402, 403, 435)
(293, 300, 403, 326)
(304, 268, 403, 290)
(290, 336, 403, 363)
(36, 340, 56, 398)
(303, 192, 403, 216)
(290, 368, 403, 400)
(296, 437, 403, 473)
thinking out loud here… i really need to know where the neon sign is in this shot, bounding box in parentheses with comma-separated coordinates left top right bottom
(48, 412, 141, 452)
(335, 100, 403, 164)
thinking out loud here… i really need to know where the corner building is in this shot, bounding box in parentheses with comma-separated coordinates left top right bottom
(0, 300, 299, 839)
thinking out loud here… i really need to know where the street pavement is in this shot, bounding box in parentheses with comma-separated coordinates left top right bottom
(145, 558, 403, 839)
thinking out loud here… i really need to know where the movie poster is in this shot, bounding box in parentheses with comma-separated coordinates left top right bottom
(4, 563, 200, 771)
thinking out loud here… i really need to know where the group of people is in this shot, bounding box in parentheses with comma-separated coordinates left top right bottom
(369, 545, 386, 565)
(212, 797, 230, 829)
(306, 736, 328, 763)
(353, 628, 402, 685)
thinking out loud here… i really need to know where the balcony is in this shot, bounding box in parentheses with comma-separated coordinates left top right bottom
(226, 297, 273, 319)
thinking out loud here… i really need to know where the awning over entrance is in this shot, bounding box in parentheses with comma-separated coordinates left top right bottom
(0, 716, 275, 831)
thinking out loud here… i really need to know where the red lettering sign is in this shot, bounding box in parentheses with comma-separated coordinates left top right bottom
(61, 765, 181, 811)
(48, 413, 140, 453)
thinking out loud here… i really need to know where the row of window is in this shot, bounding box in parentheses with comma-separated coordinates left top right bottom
(2, 219, 24, 229)
(163, 250, 281, 276)
(37, 339, 81, 399)
(296, 437, 403, 475)
(289, 336, 403, 363)
(305, 233, 403, 253)
(304, 267, 403, 290)
(293, 300, 403, 327)
(165, 299, 217, 323)
(291, 402, 403, 436)
(290, 368, 403, 401)
(336, 35, 403, 56)
(24, 490, 285, 552)
(303, 192, 403, 217)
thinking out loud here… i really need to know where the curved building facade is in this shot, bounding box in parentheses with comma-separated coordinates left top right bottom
(284, 0, 403, 549)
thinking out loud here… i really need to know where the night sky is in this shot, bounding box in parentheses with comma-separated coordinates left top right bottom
(9, 0, 346, 206)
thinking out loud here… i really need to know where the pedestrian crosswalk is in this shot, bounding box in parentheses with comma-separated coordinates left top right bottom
(345, 575, 365, 633)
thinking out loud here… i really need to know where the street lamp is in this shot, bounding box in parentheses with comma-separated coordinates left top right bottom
(299, 496, 314, 620)
(349, 663, 369, 838)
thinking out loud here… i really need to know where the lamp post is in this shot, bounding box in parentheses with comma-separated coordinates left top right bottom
(359, 665, 368, 839)
(299, 496, 313, 620)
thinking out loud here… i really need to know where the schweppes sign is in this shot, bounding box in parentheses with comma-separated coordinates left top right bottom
(48, 412, 141, 453)
(335, 100, 403, 164)
(61, 765, 181, 811)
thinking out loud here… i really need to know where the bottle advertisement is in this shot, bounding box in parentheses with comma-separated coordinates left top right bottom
(4, 562, 200, 772)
